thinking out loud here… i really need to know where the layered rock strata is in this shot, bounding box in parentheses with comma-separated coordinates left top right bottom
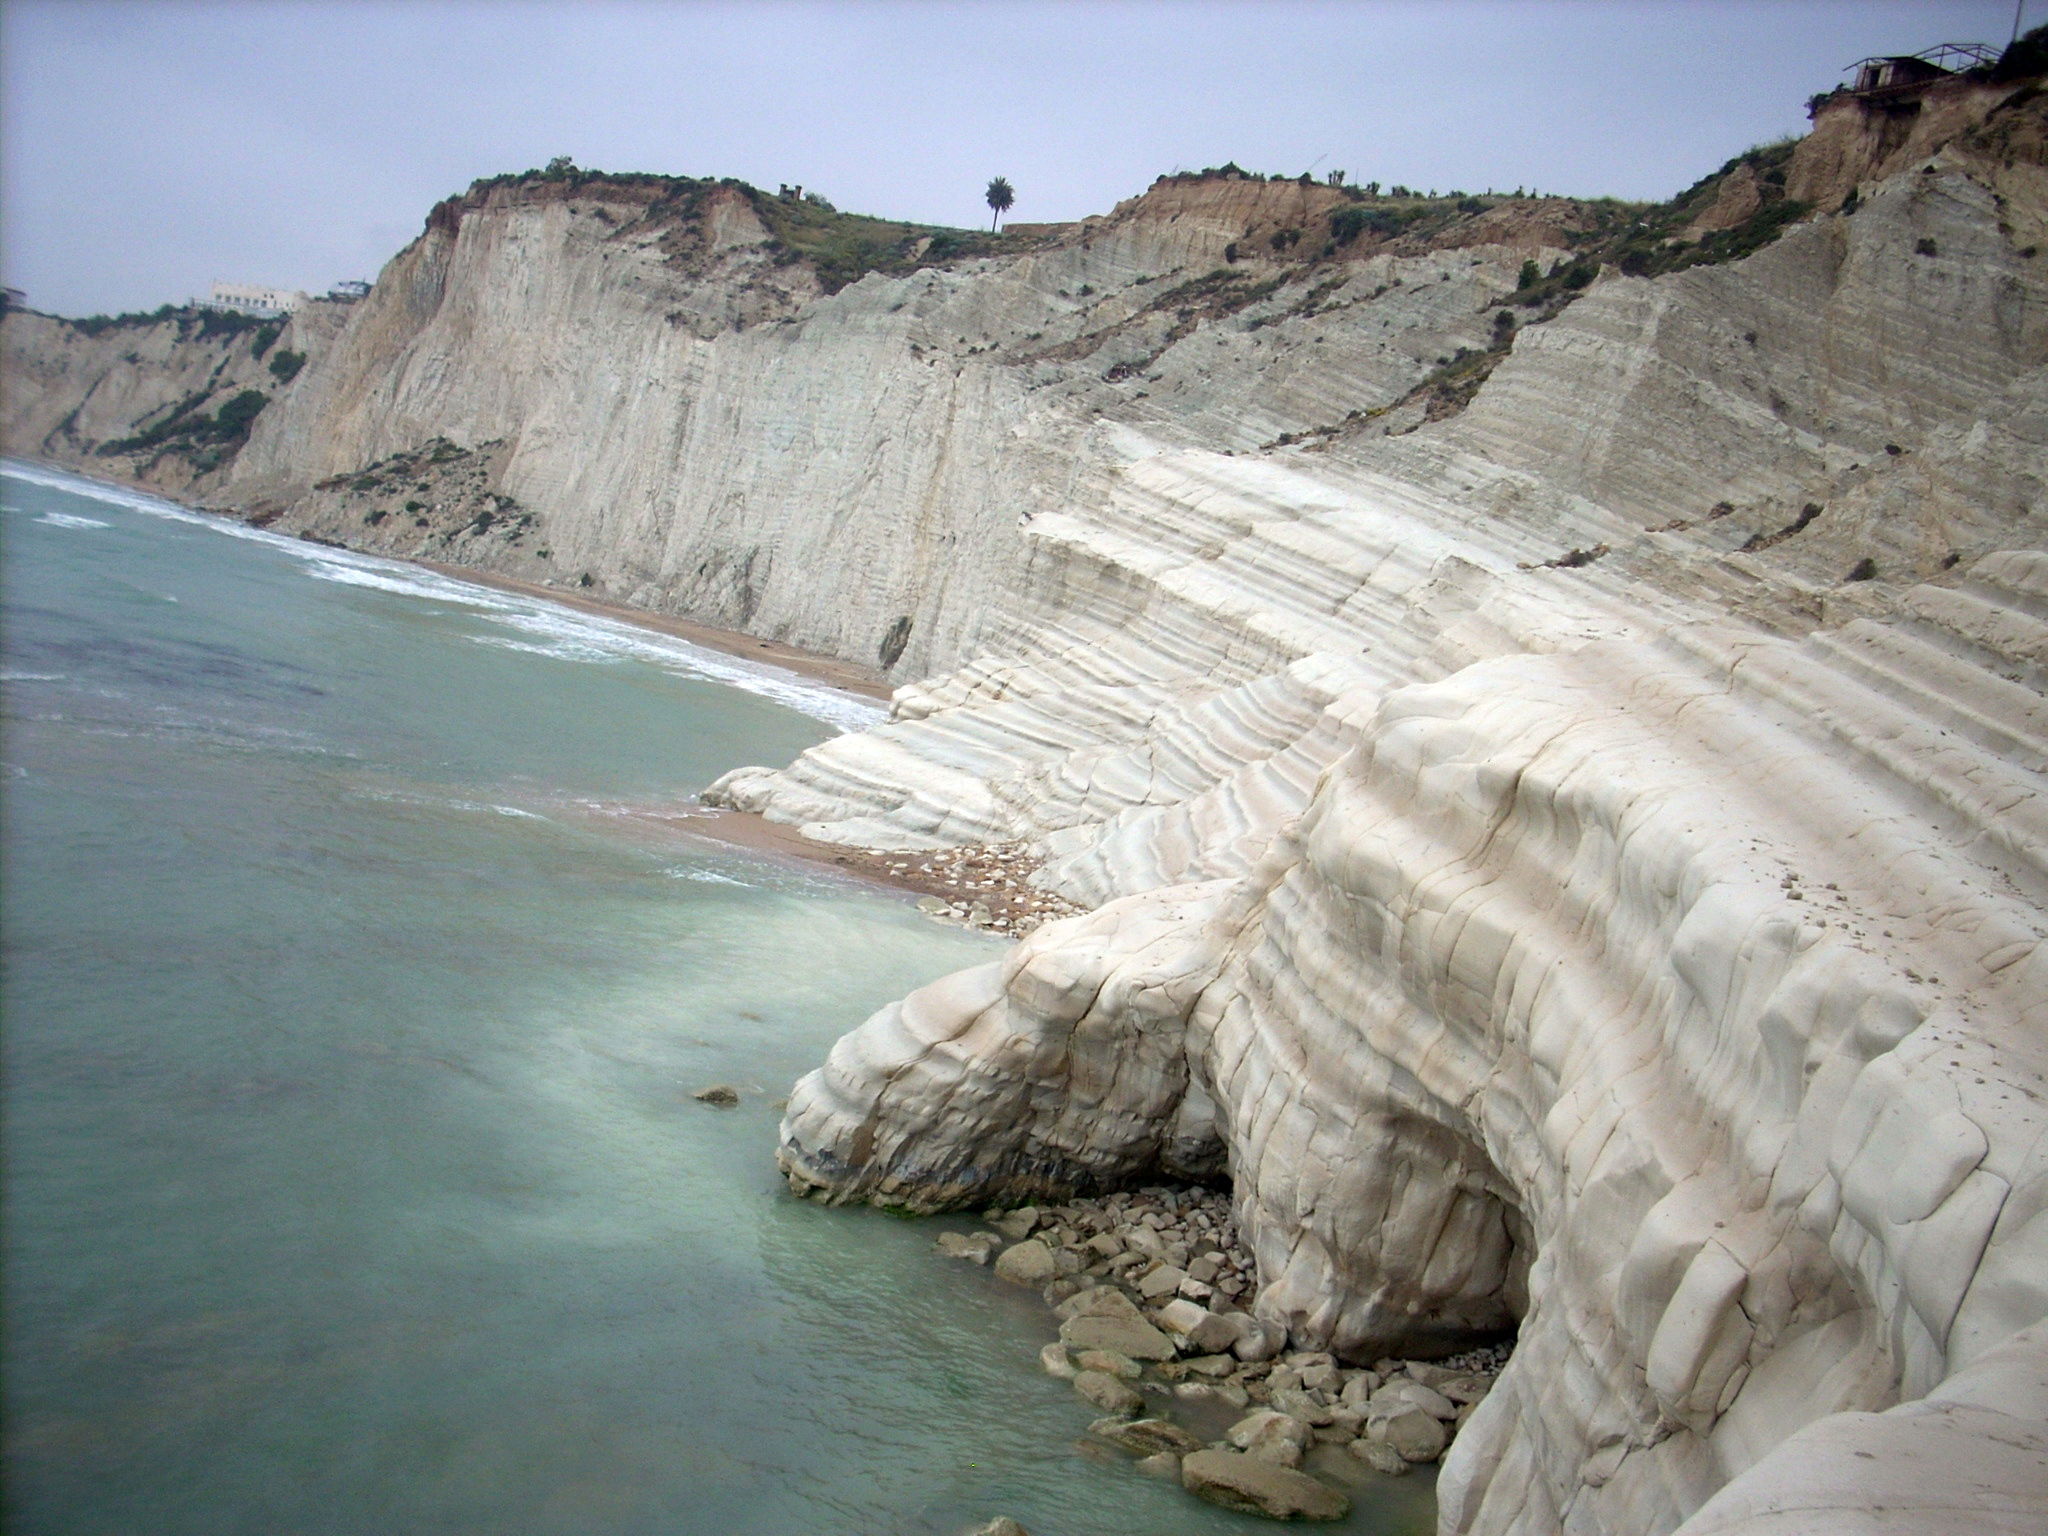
(760, 92, 2048, 1536)
(5, 72, 2045, 1536)
(782, 548, 2048, 1533)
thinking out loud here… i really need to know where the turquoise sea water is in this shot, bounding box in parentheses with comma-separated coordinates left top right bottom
(1, 463, 1434, 1536)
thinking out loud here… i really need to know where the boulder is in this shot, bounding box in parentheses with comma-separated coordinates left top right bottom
(1072, 1369, 1144, 1417)
(1134, 1451, 1181, 1480)
(1136, 1263, 1187, 1299)
(1226, 1408, 1313, 1457)
(1039, 1343, 1076, 1381)
(1338, 1371, 1381, 1409)
(933, 1231, 1000, 1264)
(1403, 1361, 1461, 1389)
(1229, 1315, 1286, 1362)
(1348, 1438, 1411, 1476)
(1154, 1298, 1240, 1355)
(1056, 1286, 1143, 1324)
(1271, 1385, 1336, 1426)
(1058, 1312, 1177, 1362)
(1246, 1437, 1305, 1469)
(1298, 1359, 1341, 1392)
(1366, 1403, 1447, 1463)
(990, 1206, 1039, 1240)
(1073, 1349, 1141, 1380)
(993, 1238, 1057, 1287)
(1088, 1416, 1206, 1456)
(691, 1084, 738, 1106)
(1181, 1449, 1350, 1521)
(971, 1521, 1029, 1536)
(1369, 1379, 1457, 1421)
(1438, 1373, 1493, 1405)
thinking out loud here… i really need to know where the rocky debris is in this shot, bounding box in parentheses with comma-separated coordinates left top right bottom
(691, 1084, 739, 1106)
(890, 841, 1084, 938)
(1181, 1448, 1351, 1521)
(924, 1181, 1511, 1519)
(970, 1521, 1029, 1536)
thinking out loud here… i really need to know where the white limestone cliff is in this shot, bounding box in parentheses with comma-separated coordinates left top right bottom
(757, 85, 2048, 1536)
(4, 71, 2045, 1536)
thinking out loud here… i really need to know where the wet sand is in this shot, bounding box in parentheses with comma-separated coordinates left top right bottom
(656, 807, 1082, 936)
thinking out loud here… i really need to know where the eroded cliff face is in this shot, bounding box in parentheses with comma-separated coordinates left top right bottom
(3, 170, 1613, 680)
(752, 88, 2048, 1536)
(0, 301, 345, 497)
(5, 78, 2046, 1536)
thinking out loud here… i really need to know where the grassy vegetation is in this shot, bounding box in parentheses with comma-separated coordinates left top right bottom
(1596, 139, 1807, 277)
(449, 163, 1049, 295)
(65, 304, 277, 341)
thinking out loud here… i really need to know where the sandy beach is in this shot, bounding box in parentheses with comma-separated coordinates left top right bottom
(408, 558, 896, 702)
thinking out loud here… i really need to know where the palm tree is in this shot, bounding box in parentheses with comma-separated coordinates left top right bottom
(985, 176, 1015, 231)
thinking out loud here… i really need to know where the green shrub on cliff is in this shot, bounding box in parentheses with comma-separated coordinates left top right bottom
(98, 388, 269, 459)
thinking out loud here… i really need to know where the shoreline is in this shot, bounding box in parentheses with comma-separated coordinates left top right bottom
(5, 455, 894, 703)
(660, 806, 1082, 937)
(406, 557, 896, 703)
(9, 455, 1073, 931)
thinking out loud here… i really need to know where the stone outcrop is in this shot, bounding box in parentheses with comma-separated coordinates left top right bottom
(5, 67, 2046, 1536)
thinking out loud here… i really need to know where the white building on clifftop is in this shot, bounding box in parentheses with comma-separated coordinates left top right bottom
(202, 281, 309, 317)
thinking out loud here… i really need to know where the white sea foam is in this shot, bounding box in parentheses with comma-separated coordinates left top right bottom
(469, 634, 620, 664)
(1, 671, 65, 683)
(663, 867, 752, 886)
(36, 511, 110, 529)
(1, 460, 885, 732)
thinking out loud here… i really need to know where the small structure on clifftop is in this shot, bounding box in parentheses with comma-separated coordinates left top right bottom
(1845, 42, 1999, 103)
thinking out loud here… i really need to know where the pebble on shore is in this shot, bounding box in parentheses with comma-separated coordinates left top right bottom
(932, 1183, 1515, 1521)
(900, 841, 1083, 938)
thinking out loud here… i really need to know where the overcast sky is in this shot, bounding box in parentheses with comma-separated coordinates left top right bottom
(1, 0, 2029, 317)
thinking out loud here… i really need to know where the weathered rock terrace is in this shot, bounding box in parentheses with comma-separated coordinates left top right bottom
(5, 62, 2046, 1536)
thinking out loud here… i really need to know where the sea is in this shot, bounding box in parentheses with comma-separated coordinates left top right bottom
(0, 461, 1435, 1536)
